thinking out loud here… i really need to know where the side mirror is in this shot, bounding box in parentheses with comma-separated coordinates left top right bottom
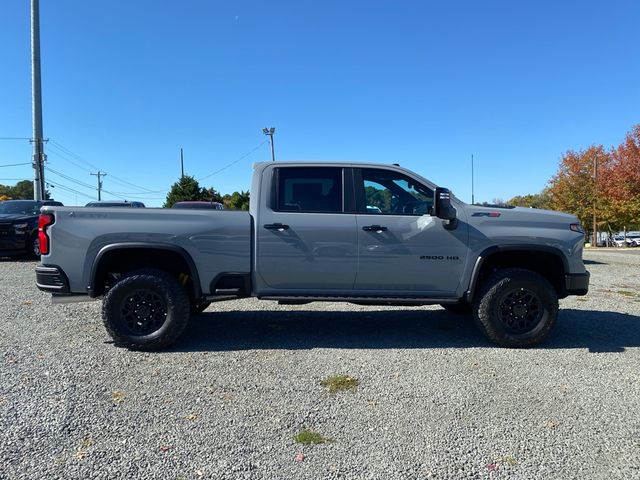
(435, 187, 456, 221)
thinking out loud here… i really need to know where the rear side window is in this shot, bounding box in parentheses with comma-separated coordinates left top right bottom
(276, 167, 343, 213)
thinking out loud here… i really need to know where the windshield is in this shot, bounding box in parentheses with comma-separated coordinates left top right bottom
(0, 201, 39, 215)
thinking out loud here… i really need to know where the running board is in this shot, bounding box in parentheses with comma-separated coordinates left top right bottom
(260, 296, 460, 306)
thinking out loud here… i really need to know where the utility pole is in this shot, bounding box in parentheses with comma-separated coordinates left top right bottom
(31, 0, 46, 201)
(471, 154, 475, 205)
(262, 127, 276, 161)
(592, 153, 598, 247)
(91, 171, 106, 201)
(180, 148, 184, 179)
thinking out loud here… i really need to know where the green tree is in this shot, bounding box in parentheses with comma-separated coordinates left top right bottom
(222, 190, 250, 210)
(0, 180, 50, 200)
(163, 175, 204, 208)
(202, 187, 223, 203)
(508, 189, 551, 209)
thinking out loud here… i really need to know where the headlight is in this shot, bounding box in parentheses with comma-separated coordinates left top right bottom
(570, 223, 584, 234)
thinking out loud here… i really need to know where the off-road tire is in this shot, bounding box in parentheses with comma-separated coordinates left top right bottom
(102, 269, 190, 350)
(440, 302, 472, 315)
(472, 268, 558, 348)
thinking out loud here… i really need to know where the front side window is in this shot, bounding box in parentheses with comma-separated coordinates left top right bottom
(276, 167, 343, 213)
(358, 168, 433, 215)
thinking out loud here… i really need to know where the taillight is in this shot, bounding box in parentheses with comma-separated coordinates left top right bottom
(38, 213, 54, 255)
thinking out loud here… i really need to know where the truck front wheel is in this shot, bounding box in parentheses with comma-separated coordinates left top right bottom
(473, 268, 558, 348)
(102, 269, 190, 350)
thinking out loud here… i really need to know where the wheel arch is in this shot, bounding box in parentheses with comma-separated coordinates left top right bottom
(465, 245, 568, 302)
(89, 243, 202, 300)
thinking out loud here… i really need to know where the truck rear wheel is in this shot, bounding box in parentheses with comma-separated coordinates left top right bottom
(472, 268, 558, 348)
(102, 269, 190, 350)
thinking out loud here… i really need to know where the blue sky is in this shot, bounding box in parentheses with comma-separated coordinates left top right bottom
(1, 0, 639, 206)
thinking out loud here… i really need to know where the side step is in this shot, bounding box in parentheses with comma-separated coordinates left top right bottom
(260, 296, 460, 307)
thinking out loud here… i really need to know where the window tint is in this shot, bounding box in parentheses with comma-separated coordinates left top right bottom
(359, 169, 433, 215)
(276, 167, 343, 213)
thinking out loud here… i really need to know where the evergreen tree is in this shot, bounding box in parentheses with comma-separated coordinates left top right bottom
(163, 175, 204, 208)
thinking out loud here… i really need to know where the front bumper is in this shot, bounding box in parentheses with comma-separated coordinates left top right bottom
(564, 271, 590, 296)
(35, 265, 70, 293)
(0, 235, 29, 256)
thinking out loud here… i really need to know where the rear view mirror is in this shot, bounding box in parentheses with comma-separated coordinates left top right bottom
(435, 187, 456, 221)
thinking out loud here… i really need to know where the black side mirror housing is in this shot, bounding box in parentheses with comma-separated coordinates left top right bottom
(435, 187, 457, 221)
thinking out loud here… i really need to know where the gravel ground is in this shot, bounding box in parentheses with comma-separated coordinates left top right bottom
(1, 249, 639, 480)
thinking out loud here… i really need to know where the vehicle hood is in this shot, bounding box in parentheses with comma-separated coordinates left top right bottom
(0, 214, 35, 222)
(462, 204, 578, 225)
(460, 204, 582, 252)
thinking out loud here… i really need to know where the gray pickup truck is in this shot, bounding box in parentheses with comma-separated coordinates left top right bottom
(36, 161, 589, 350)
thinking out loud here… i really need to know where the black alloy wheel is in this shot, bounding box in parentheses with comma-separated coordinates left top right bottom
(119, 288, 168, 335)
(497, 288, 543, 335)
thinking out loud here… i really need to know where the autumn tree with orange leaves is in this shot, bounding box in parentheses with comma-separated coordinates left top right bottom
(599, 125, 640, 230)
(547, 145, 609, 235)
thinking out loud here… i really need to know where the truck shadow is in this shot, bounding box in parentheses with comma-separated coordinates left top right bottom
(174, 308, 640, 353)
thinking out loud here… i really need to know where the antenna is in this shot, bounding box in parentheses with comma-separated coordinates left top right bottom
(471, 154, 475, 205)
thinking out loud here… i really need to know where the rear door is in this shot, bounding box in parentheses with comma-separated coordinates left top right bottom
(353, 167, 468, 295)
(255, 166, 358, 291)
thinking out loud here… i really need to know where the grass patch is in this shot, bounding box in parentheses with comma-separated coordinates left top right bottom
(320, 375, 359, 393)
(294, 429, 329, 445)
(617, 290, 637, 297)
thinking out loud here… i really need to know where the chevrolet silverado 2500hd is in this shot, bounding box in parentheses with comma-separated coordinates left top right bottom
(35, 162, 589, 349)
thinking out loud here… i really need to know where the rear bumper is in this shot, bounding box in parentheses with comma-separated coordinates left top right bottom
(564, 271, 590, 296)
(35, 265, 70, 293)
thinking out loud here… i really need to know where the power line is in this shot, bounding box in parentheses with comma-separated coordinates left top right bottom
(46, 167, 96, 190)
(47, 144, 94, 173)
(198, 140, 268, 181)
(49, 140, 160, 194)
(46, 180, 95, 200)
(0, 137, 31, 141)
(48, 140, 101, 171)
(0, 162, 31, 168)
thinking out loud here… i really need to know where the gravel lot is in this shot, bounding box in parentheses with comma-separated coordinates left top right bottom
(1, 249, 639, 479)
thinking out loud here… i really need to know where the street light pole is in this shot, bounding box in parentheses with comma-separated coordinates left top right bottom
(593, 153, 598, 247)
(262, 127, 276, 161)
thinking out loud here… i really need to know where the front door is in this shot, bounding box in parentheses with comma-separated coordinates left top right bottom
(353, 167, 468, 296)
(256, 166, 358, 292)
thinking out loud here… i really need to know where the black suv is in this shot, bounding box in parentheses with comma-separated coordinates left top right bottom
(0, 199, 64, 258)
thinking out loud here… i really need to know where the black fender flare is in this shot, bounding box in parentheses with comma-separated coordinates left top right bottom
(464, 244, 569, 303)
(88, 242, 202, 299)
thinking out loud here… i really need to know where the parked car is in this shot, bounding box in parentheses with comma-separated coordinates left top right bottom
(612, 232, 640, 247)
(611, 235, 627, 247)
(172, 201, 224, 210)
(0, 199, 63, 257)
(626, 232, 640, 247)
(85, 201, 145, 208)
